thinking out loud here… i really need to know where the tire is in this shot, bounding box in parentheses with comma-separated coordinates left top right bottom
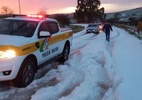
(12, 58, 35, 87)
(94, 32, 99, 34)
(59, 43, 70, 63)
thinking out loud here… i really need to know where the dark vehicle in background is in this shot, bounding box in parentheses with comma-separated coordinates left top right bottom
(86, 23, 103, 34)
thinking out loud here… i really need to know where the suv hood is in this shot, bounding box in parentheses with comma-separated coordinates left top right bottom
(0, 35, 31, 46)
(87, 26, 98, 30)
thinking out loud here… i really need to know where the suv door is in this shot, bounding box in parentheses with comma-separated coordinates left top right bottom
(37, 21, 61, 64)
(37, 21, 53, 64)
(47, 21, 61, 57)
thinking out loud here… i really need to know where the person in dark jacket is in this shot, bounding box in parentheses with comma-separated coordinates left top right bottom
(103, 21, 113, 42)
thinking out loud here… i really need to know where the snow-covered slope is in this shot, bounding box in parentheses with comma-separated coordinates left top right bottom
(106, 7, 142, 20)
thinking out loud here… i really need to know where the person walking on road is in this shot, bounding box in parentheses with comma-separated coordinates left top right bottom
(103, 21, 113, 42)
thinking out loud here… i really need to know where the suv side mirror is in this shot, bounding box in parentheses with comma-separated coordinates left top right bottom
(39, 31, 50, 38)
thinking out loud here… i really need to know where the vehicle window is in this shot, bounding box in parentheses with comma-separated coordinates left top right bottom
(0, 20, 10, 34)
(39, 22, 48, 32)
(0, 19, 37, 37)
(38, 22, 50, 38)
(48, 21, 59, 34)
(88, 24, 97, 27)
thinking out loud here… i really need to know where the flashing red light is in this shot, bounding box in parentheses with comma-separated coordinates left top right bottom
(27, 14, 45, 19)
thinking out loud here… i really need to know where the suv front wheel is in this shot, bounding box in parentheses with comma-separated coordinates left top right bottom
(12, 58, 35, 87)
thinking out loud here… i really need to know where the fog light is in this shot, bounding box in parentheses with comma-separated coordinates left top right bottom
(3, 70, 12, 75)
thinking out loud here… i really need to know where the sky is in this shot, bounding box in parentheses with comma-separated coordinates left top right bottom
(0, 0, 142, 14)
(0, 24, 142, 99)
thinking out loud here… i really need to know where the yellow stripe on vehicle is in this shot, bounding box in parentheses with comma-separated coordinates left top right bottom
(0, 31, 72, 56)
(49, 31, 72, 45)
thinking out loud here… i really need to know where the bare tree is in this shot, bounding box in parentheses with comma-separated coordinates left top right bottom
(53, 14, 70, 26)
(37, 10, 47, 16)
(1, 6, 14, 15)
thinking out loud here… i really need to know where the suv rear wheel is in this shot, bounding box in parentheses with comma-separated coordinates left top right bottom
(59, 43, 70, 63)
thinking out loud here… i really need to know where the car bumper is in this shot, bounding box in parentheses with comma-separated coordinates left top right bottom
(86, 30, 99, 34)
(0, 57, 24, 81)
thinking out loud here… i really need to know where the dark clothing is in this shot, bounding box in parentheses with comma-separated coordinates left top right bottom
(103, 23, 113, 42)
(105, 32, 110, 42)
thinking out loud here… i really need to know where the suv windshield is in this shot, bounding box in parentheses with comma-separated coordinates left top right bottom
(0, 19, 38, 37)
(88, 24, 97, 27)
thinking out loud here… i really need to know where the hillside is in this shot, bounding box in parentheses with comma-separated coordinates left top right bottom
(50, 7, 142, 24)
(105, 7, 142, 20)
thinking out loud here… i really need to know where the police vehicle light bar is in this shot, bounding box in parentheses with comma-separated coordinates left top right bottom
(27, 14, 45, 19)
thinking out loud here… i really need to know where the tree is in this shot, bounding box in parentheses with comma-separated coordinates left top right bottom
(129, 17, 138, 26)
(74, 0, 104, 23)
(53, 14, 70, 27)
(114, 13, 121, 22)
(139, 17, 142, 21)
(1, 6, 14, 15)
(37, 10, 47, 16)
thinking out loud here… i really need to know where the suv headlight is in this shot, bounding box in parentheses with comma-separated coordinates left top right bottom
(99, 25, 102, 29)
(0, 50, 16, 59)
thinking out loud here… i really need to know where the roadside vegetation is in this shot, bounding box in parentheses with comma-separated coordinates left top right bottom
(115, 24, 142, 40)
(52, 14, 84, 33)
(69, 25, 85, 33)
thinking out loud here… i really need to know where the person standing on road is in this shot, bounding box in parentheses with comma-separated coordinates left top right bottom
(137, 19, 142, 34)
(103, 21, 113, 42)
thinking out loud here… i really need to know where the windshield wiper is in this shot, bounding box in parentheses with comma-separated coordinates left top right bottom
(9, 23, 27, 35)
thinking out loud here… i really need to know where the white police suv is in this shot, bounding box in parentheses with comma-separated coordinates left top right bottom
(0, 15, 73, 87)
